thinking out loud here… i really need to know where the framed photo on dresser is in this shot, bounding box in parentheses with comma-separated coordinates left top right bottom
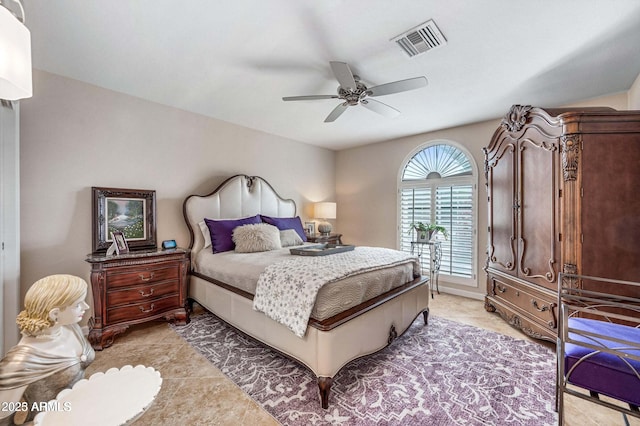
(110, 231, 129, 254)
(92, 187, 157, 253)
(304, 221, 316, 236)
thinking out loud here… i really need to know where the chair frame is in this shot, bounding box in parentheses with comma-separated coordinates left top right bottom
(556, 273, 640, 425)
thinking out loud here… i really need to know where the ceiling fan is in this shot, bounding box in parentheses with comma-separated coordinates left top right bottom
(282, 61, 428, 122)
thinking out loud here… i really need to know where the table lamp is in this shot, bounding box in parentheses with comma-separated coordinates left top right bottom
(314, 202, 336, 236)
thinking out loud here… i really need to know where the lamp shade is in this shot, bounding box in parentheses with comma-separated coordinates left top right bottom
(314, 202, 336, 219)
(0, 5, 32, 100)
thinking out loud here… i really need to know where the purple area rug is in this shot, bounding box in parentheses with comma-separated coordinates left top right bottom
(172, 312, 557, 425)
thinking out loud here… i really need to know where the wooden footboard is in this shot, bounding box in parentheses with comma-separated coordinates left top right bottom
(188, 272, 430, 408)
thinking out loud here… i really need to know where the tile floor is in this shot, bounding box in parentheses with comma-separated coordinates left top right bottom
(86, 293, 638, 425)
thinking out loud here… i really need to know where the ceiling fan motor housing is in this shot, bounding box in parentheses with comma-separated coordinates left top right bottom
(338, 80, 368, 106)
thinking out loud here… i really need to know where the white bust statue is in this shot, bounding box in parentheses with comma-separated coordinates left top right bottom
(0, 275, 95, 425)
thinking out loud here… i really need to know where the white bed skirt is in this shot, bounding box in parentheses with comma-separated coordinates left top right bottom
(189, 274, 430, 378)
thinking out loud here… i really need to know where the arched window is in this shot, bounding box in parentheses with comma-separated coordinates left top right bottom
(399, 142, 477, 284)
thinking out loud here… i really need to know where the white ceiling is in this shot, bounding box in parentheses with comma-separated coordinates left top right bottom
(22, 0, 640, 150)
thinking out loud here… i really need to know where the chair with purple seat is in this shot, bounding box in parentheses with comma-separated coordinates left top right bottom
(556, 273, 640, 426)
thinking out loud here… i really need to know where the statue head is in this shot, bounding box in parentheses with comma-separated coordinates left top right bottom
(16, 274, 89, 337)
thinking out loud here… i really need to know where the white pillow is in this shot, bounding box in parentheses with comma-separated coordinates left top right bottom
(280, 229, 304, 247)
(199, 220, 212, 248)
(233, 223, 282, 253)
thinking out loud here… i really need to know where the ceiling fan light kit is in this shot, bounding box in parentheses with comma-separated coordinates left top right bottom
(282, 61, 427, 122)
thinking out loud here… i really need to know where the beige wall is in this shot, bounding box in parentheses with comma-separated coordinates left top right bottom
(16, 69, 633, 306)
(19, 70, 335, 303)
(335, 92, 629, 299)
(629, 72, 640, 109)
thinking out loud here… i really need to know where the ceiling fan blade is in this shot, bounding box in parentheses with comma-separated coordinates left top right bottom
(367, 77, 428, 97)
(361, 99, 401, 118)
(330, 61, 357, 91)
(282, 95, 339, 101)
(324, 102, 349, 122)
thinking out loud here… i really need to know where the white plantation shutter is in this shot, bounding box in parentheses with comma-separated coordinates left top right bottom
(400, 187, 431, 253)
(399, 143, 476, 280)
(436, 185, 474, 277)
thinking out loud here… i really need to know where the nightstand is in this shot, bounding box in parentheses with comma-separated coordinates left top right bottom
(306, 233, 343, 244)
(85, 248, 190, 350)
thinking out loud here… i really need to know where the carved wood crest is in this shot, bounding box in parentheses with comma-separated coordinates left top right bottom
(245, 175, 256, 192)
(501, 105, 532, 132)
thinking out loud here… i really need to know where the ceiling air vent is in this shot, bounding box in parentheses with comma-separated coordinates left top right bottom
(392, 19, 447, 58)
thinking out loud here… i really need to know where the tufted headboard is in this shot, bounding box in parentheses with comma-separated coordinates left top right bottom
(183, 174, 297, 255)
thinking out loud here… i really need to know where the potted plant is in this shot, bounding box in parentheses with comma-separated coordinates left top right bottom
(408, 221, 448, 242)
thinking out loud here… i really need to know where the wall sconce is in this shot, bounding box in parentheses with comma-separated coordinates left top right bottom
(314, 202, 336, 235)
(0, 0, 32, 101)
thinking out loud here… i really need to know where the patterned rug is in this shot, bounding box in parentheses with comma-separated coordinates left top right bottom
(172, 311, 557, 425)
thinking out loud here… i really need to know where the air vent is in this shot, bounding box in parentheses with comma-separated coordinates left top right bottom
(392, 19, 447, 58)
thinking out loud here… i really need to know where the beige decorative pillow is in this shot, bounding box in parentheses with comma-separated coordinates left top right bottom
(233, 223, 282, 253)
(280, 229, 304, 247)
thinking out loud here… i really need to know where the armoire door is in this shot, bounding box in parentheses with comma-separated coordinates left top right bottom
(517, 135, 560, 291)
(580, 126, 640, 289)
(486, 137, 517, 276)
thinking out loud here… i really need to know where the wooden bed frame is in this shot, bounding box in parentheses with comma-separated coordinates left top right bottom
(182, 174, 430, 408)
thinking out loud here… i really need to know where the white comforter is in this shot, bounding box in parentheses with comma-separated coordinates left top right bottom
(194, 244, 312, 294)
(252, 247, 420, 337)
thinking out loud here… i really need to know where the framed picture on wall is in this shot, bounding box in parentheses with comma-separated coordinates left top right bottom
(92, 187, 157, 253)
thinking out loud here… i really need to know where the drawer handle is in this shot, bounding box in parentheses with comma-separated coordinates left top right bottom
(139, 272, 155, 282)
(139, 288, 154, 297)
(496, 284, 507, 293)
(531, 300, 549, 312)
(139, 303, 155, 313)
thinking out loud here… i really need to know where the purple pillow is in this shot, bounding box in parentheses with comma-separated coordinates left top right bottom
(260, 215, 307, 242)
(205, 215, 261, 253)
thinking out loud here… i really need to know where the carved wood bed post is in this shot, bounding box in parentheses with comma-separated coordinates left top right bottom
(317, 377, 333, 409)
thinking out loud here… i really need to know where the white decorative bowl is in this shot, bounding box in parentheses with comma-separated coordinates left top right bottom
(34, 365, 162, 426)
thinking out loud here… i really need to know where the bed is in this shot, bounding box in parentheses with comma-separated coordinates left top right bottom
(182, 174, 430, 408)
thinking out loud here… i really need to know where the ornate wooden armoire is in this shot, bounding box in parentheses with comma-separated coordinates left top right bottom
(484, 105, 640, 342)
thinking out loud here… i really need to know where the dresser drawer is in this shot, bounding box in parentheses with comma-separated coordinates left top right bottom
(106, 281, 179, 307)
(106, 295, 181, 324)
(106, 264, 179, 288)
(488, 274, 557, 329)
